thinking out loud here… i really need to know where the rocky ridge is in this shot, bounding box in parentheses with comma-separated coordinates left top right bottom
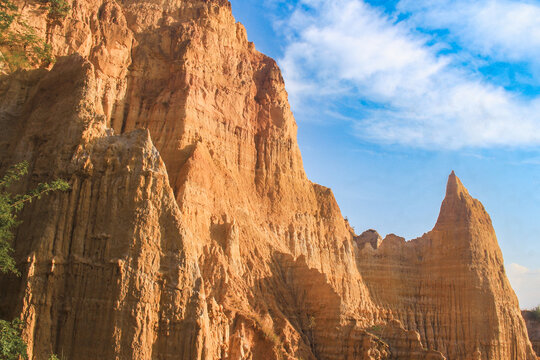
(0, 0, 536, 359)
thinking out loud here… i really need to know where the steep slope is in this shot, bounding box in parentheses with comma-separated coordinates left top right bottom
(0, 56, 206, 360)
(356, 173, 535, 359)
(0, 0, 535, 359)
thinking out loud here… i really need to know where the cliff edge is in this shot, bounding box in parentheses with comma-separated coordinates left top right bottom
(0, 0, 535, 359)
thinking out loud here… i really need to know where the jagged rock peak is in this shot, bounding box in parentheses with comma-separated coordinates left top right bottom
(0, 0, 537, 359)
(434, 171, 482, 231)
(445, 170, 468, 198)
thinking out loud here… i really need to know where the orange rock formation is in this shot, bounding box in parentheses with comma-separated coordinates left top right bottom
(0, 0, 536, 359)
(523, 311, 540, 357)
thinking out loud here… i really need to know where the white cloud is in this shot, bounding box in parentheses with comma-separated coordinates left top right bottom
(507, 263, 540, 309)
(397, 0, 540, 64)
(277, 0, 540, 148)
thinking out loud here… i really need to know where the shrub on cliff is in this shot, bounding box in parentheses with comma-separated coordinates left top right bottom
(0, 0, 70, 72)
(0, 162, 69, 359)
(0, 0, 52, 71)
(532, 305, 540, 320)
(0, 162, 70, 275)
(38, 0, 70, 20)
(0, 319, 26, 360)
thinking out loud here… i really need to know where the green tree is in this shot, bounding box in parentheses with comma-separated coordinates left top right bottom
(0, 319, 27, 360)
(0, 162, 69, 359)
(39, 0, 70, 19)
(0, 0, 70, 72)
(0, 161, 69, 275)
(1, 2, 71, 358)
(532, 305, 540, 320)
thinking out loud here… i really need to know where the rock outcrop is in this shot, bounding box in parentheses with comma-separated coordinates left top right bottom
(0, 0, 535, 359)
(355, 172, 535, 360)
(523, 311, 540, 357)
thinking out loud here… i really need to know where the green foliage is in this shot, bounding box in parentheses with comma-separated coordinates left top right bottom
(532, 305, 540, 320)
(38, 0, 70, 20)
(0, 161, 69, 275)
(366, 324, 384, 337)
(0, 163, 68, 360)
(0, 29, 54, 70)
(48, 354, 60, 360)
(0, 0, 71, 72)
(0, 0, 17, 31)
(0, 0, 52, 71)
(0, 319, 27, 360)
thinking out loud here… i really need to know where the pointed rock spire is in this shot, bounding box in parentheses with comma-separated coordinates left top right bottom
(445, 170, 468, 198)
(434, 171, 477, 232)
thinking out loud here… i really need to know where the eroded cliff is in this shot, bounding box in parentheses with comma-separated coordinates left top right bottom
(0, 0, 535, 359)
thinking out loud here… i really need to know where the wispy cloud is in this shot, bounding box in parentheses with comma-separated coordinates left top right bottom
(507, 263, 540, 309)
(277, 0, 540, 149)
(398, 0, 540, 66)
(521, 156, 540, 165)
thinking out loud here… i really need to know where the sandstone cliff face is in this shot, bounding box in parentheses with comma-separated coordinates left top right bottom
(0, 56, 205, 360)
(355, 173, 535, 360)
(0, 0, 535, 359)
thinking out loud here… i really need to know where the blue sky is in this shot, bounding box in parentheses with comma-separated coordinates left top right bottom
(229, 0, 540, 309)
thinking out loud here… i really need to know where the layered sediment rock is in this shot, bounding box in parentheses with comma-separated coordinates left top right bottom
(0, 56, 205, 360)
(355, 173, 535, 359)
(0, 0, 535, 359)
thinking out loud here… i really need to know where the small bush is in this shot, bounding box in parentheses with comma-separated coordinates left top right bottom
(38, 0, 71, 20)
(0, 319, 27, 360)
(0, 161, 70, 275)
(532, 305, 540, 320)
(0, 0, 54, 71)
(0, 0, 72, 72)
